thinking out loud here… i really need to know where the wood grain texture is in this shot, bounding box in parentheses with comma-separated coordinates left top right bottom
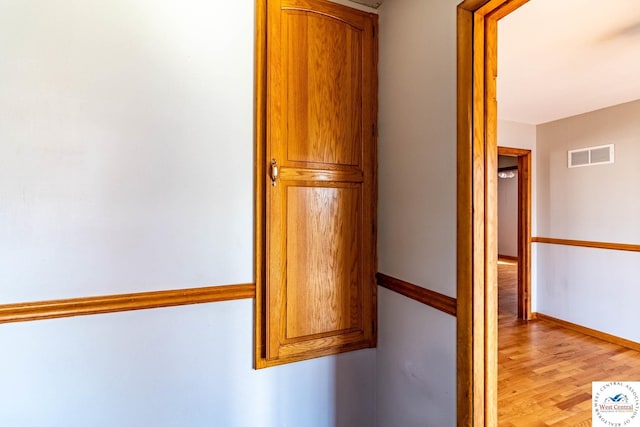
(286, 9, 362, 166)
(370, 13, 379, 349)
(286, 185, 360, 338)
(485, 0, 529, 21)
(254, 0, 269, 369)
(457, 0, 530, 425)
(532, 312, 640, 353)
(532, 237, 640, 253)
(498, 146, 530, 157)
(472, 10, 489, 427)
(279, 167, 363, 182)
(255, 338, 373, 368)
(0, 284, 256, 324)
(456, 6, 476, 426)
(376, 273, 457, 316)
(516, 150, 532, 320)
(258, 0, 377, 367)
(498, 146, 532, 321)
(498, 261, 640, 426)
(484, 14, 499, 426)
(458, 0, 493, 12)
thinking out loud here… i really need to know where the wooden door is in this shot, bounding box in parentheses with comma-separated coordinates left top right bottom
(256, 0, 378, 367)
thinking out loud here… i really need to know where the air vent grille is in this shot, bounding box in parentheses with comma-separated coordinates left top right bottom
(568, 144, 614, 168)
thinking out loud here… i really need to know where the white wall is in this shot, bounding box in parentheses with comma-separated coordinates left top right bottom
(0, 0, 254, 301)
(0, 301, 376, 427)
(376, 0, 457, 425)
(535, 100, 640, 342)
(0, 1, 376, 425)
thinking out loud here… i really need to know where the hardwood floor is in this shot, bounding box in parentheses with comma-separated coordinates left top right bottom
(498, 260, 640, 426)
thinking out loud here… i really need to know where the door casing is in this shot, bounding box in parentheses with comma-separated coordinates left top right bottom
(498, 146, 532, 321)
(456, 0, 530, 425)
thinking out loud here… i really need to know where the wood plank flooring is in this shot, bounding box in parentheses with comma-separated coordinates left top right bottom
(498, 260, 640, 426)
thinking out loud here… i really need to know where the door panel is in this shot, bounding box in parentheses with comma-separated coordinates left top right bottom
(257, 0, 377, 367)
(286, 11, 363, 166)
(285, 184, 361, 339)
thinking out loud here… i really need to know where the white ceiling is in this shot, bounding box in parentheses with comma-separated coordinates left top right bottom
(497, 0, 640, 124)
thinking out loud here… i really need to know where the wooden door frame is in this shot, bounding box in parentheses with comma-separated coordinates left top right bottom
(498, 146, 532, 321)
(456, 0, 529, 424)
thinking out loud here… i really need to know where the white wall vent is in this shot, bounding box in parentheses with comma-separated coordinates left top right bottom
(568, 144, 614, 168)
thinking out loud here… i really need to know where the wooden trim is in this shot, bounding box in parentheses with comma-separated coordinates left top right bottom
(371, 14, 380, 350)
(483, 14, 498, 426)
(376, 273, 457, 316)
(0, 284, 256, 324)
(532, 237, 640, 253)
(532, 312, 640, 353)
(517, 149, 532, 320)
(498, 146, 529, 157)
(456, 5, 477, 425)
(498, 146, 532, 321)
(458, 0, 492, 12)
(457, 0, 530, 425)
(497, 254, 517, 262)
(254, 0, 268, 369)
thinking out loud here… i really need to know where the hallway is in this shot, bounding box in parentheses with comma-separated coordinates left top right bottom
(498, 260, 640, 426)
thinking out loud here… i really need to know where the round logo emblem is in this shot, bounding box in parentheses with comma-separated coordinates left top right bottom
(593, 382, 640, 426)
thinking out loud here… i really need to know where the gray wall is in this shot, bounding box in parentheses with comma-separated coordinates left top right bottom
(535, 99, 640, 342)
(0, 1, 376, 425)
(376, 0, 457, 425)
(497, 120, 538, 308)
(498, 155, 518, 257)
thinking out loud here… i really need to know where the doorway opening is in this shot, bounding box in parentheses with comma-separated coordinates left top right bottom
(497, 146, 531, 321)
(456, 0, 531, 424)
